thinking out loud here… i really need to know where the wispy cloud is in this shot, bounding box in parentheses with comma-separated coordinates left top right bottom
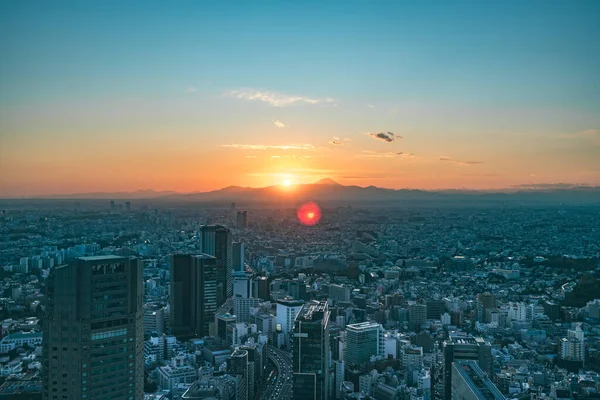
(185, 86, 197, 93)
(221, 144, 315, 151)
(356, 150, 415, 159)
(367, 132, 402, 143)
(367, 104, 375, 108)
(330, 137, 352, 145)
(439, 157, 483, 166)
(273, 120, 286, 128)
(558, 129, 600, 146)
(228, 88, 335, 107)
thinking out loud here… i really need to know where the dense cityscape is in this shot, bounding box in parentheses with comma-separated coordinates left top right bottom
(2, 2, 600, 399)
(0, 197, 598, 399)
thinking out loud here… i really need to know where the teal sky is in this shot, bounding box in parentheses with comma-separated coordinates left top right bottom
(1, 1, 599, 195)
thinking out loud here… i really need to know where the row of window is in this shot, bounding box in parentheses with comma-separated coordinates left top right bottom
(91, 328, 127, 341)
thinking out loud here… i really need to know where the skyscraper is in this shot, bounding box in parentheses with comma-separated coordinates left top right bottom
(232, 241, 245, 272)
(200, 225, 233, 305)
(236, 210, 248, 228)
(443, 334, 492, 400)
(345, 322, 384, 367)
(170, 254, 217, 338)
(42, 255, 144, 400)
(292, 300, 331, 400)
(276, 298, 304, 348)
(227, 348, 249, 400)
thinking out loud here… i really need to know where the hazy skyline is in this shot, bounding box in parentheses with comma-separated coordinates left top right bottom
(1, 1, 599, 196)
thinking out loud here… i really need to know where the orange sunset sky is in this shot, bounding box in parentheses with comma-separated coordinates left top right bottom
(1, 2, 599, 196)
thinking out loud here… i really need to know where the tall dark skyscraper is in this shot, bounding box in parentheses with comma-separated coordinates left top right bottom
(443, 334, 492, 400)
(200, 225, 232, 306)
(227, 348, 249, 400)
(232, 241, 245, 272)
(236, 210, 248, 228)
(292, 300, 331, 400)
(170, 254, 217, 338)
(42, 256, 144, 400)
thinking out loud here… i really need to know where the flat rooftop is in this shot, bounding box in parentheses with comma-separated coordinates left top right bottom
(346, 322, 381, 331)
(78, 255, 126, 261)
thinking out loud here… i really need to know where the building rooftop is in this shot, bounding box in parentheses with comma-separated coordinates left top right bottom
(296, 300, 328, 322)
(346, 322, 381, 331)
(78, 255, 125, 261)
(453, 360, 505, 400)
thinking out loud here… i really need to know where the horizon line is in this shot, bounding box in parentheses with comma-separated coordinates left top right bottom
(1, 180, 598, 199)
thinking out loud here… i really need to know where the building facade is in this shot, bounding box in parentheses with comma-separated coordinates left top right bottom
(345, 322, 384, 367)
(170, 254, 217, 339)
(42, 255, 144, 400)
(292, 301, 331, 400)
(200, 225, 233, 306)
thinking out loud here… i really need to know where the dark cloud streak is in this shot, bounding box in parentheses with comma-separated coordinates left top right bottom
(368, 132, 402, 143)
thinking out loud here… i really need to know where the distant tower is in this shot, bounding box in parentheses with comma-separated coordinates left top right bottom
(125, 201, 131, 211)
(170, 254, 217, 338)
(110, 200, 115, 210)
(42, 256, 144, 400)
(292, 300, 331, 400)
(236, 211, 248, 228)
(200, 225, 233, 305)
(232, 242, 245, 272)
(408, 302, 427, 331)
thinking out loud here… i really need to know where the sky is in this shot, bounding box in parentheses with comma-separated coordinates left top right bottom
(1, 0, 599, 196)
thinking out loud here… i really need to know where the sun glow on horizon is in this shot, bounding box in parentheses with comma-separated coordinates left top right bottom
(282, 178, 292, 187)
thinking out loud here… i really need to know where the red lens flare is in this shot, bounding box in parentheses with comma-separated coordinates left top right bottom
(297, 201, 322, 226)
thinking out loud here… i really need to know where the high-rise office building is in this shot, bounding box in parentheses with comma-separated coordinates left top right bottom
(42, 256, 144, 400)
(329, 284, 351, 303)
(426, 300, 446, 319)
(254, 276, 270, 301)
(345, 322, 384, 367)
(236, 211, 248, 228)
(170, 254, 217, 339)
(240, 343, 261, 400)
(234, 297, 260, 323)
(476, 293, 497, 322)
(560, 323, 585, 364)
(276, 299, 304, 347)
(443, 334, 492, 400)
(408, 303, 427, 331)
(233, 277, 251, 298)
(451, 360, 505, 400)
(227, 348, 249, 400)
(200, 225, 233, 306)
(232, 242, 245, 272)
(215, 313, 237, 345)
(292, 300, 331, 400)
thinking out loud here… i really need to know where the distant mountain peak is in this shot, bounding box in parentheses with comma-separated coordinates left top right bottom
(314, 178, 341, 186)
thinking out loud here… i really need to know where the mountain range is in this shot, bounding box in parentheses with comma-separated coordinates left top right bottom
(11, 179, 600, 206)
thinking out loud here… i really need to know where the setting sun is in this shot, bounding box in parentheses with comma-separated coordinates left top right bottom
(283, 178, 291, 187)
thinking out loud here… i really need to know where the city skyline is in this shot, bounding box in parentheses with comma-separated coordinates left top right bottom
(2, 1, 600, 196)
